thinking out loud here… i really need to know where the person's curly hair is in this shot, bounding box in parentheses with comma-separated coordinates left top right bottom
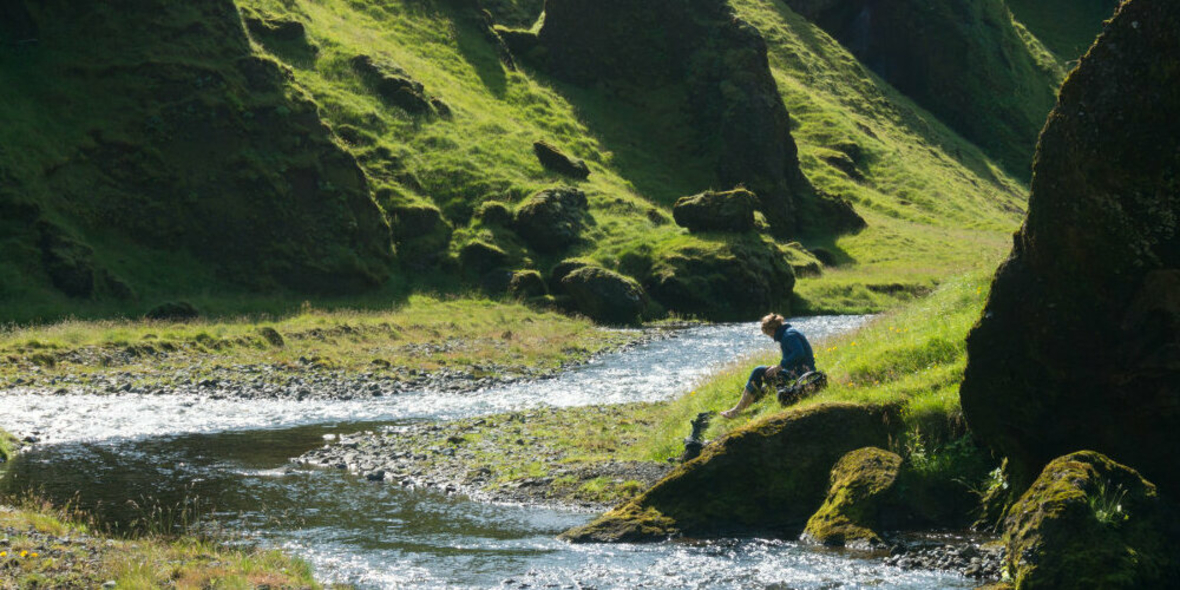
(760, 313, 785, 336)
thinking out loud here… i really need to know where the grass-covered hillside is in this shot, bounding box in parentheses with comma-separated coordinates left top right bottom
(0, 0, 1110, 324)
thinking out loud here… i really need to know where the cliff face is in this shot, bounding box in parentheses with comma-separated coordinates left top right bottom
(781, 0, 1062, 179)
(0, 0, 392, 302)
(537, 0, 809, 235)
(961, 0, 1180, 493)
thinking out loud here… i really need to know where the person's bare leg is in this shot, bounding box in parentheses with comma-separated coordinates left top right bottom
(721, 388, 757, 419)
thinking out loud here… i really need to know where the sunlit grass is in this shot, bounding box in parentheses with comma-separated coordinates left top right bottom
(624, 264, 998, 462)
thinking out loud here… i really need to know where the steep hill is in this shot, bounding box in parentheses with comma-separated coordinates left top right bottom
(0, 0, 1110, 324)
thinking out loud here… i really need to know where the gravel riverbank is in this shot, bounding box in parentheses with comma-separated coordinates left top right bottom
(297, 404, 674, 511)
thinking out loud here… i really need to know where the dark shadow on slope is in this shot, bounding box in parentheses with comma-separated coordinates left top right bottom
(769, 1, 1013, 191)
(439, 0, 509, 98)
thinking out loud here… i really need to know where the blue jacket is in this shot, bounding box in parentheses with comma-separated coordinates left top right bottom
(775, 324, 815, 375)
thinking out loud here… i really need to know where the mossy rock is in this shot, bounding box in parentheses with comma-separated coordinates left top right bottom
(559, 266, 647, 326)
(475, 201, 514, 227)
(802, 447, 902, 549)
(35, 220, 95, 298)
(1002, 451, 1176, 589)
(533, 141, 590, 179)
(389, 201, 453, 268)
(646, 238, 796, 321)
(548, 258, 594, 292)
(350, 54, 437, 116)
(146, 301, 199, 321)
(513, 187, 590, 253)
(672, 189, 758, 233)
(561, 403, 901, 542)
(257, 327, 285, 348)
(961, 0, 1180, 494)
(536, 0, 806, 235)
(459, 241, 511, 274)
(508, 269, 547, 299)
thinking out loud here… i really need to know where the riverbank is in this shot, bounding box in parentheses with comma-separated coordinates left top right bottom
(0, 296, 646, 396)
(298, 404, 673, 511)
(0, 499, 336, 589)
(309, 270, 994, 511)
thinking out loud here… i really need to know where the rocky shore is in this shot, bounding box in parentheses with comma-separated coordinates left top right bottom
(296, 405, 673, 511)
(884, 534, 1005, 581)
(0, 328, 669, 402)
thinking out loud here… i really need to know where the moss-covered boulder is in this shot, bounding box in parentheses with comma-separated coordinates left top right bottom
(561, 403, 900, 542)
(350, 55, 439, 116)
(459, 240, 510, 275)
(672, 189, 758, 233)
(960, 0, 1180, 494)
(1001, 451, 1175, 589)
(475, 201, 514, 227)
(802, 447, 902, 549)
(646, 238, 796, 321)
(533, 141, 590, 179)
(537, 0, 808, 235)
(513, 187, 590, 253)
(508, 269, 547, 299)
(559, 266, 647, 325)
(781, 0, 1061, 178)
(389, 201, 453, 268)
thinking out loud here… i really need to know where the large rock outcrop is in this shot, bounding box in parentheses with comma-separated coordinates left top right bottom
(536, 0, 807, 235)
(1001, 451, 1175, 589)
(672, 189, 758, 233)
(782, 0, 1061, 178)
(559, 266, 648, 326)
(0, 0, 393, 297)
(961, 0, 1180, 493)
(561, 403, 899, 542)
(645, 238, 797, 321)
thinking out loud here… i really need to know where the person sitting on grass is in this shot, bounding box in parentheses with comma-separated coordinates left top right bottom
(720, 313, 815, 419)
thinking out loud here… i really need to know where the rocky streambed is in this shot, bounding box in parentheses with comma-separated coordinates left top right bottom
(297, 404, 673, 510)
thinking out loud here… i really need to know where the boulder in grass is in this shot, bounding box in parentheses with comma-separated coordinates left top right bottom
(508, 270, 547, 299)
(513, 188, 590, 253)
(1002, 451, 1175, 589)
(802, 447, 902, 550)
(672, 189, 758, 233)
(533, 141, 590, 179)
(459, 240, 510, 274)
(146, 301, 200, 322)
(559, 266, 646, 325)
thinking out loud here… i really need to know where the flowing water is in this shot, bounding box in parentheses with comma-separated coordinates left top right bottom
(0, 316, 976, 589)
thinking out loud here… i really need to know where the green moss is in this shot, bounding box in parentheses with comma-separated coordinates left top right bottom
(1002, 451, 1177, 589)
(802, 447, 901, 548)
(561, 403, 901, 541)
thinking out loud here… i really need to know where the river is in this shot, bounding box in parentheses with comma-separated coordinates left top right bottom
(0, 316, 978, 589)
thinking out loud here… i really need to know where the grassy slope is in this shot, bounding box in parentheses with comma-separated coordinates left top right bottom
(242, 0, 1026, 315)
(730, 0, 1026, 311)
(1007, 0, 1120, 61)
(0, 0, 1030, 323)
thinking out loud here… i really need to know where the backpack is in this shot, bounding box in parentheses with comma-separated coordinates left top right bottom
(775, 370, 828, 406)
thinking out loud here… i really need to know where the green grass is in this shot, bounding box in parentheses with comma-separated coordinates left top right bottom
(2, 0, 1033, 322)
(0, 496, 332, 589)
(0, 429, 17, 464)
(0, 295, 634, 386)
(626, 263, 999, 463)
